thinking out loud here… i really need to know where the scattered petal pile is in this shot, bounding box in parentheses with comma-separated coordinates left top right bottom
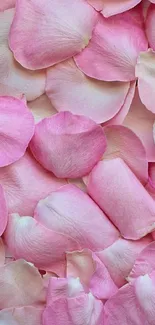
(0, 0, 155, 324)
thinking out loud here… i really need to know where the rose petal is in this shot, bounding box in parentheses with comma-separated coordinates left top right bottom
(87, 0, 141, 16)
(0, 9, 45, 101)
(9, 0, 98, 70)
(74, 7, 148, 81)
(34, 184, 119, 251)
(0, 237, 5, 266)
(0, 306, 44, 325)
(46, 58, 130, 124)
(28, 95, 57, 123)
(123, 87, 155, 161)
(97, 236, 152, 287)
(0, 259, 45, 308)
(30, 112, 106, 178)
(146, 4, 155, 49)
(0, 184, 8, 235)
(87, 158, 155, 239)
(0, 0, 15, 11)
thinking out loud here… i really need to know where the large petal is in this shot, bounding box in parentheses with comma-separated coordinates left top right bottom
(75, 7, 148, 81)
(103, 125, 148, 185)
(0, 0, 15, 11)
(46, 58, 130, 124)
(28, 95, 57, 123)
(0, 9, 45, 101)
(4, 213, 79, 271)
(97, 236, 152, 287)
(0, 150, 66, 215)
(123, 88, 155, 161)
(136, 49, 155, 113)
(0, 185, 8, 235)
(104, 273, 155, 325)
(30, 112, 106, 178)
(0, 306, 44, 325)
(0, 97, 34, 167)
(9, 0, 98, 70)
(87, 0, 141, 16)
(0, 259, 45, 308)
(34, 184, 119, 251)
(87, 158, 155, 240)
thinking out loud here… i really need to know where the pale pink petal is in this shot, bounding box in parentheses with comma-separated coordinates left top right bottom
(103, 125, 148, 185)
(136, 49, 155, 113)
(0, 259, 45, 308)
(104, 273, 155, 325)
(9, 0, 98, 70)
(87, 0, 141, 16)
(0, 184, 8, 235)
(97, 236, 152, 287)
(46, 58, 130, 124)
(124, 88, 155, 161)
(0, 306, 44, 325)
(0, 0, 15, 11)
(87, 158, 155, 239)
(0, 9, 45, 101)
(67, 249, 118, 300)
(30, 112, 106, 178)
(0, 97, 34, 167)
(43, 277, 104, 325)
(4, 213, 80, 271)
(146, 4, 155, 49)
(34, 184, 119, 251)
(0, 237, 5, 265)
(28, 95, 57, 123)
(75, 7, 148, 81)
(0, 150, 66, 215)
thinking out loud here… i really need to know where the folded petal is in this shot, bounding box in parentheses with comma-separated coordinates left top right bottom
(28, 95, 57, 123)
(146, 4, 155, 49)
(0, 9, 45, 101)
(0, 259, 45, 308)
(87, 0, 141, 16)
(34, 184, 119, 251)
(97, 236, 152, 287)
(0, 150, 66, 215)
(104, 273, 155, 325)
(87, 158, 155, 239)
(67, 249, 118, 300)
(46, 58, 130, 124)
(0, 306, 44, 325)
(75, 7, 148, 81)
(123, 87, 155, 161)
(0, 0, 15, 10)
(43, 277, 104, 325)
(136, 49, 155, 113)
(104, 125, 148, 185)
(30, 112, 106, 178)
(4, 213, 79, 271)
(9, 0, 98, 70)
(0, 184, 8, 235)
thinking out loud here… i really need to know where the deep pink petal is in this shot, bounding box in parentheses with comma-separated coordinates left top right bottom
(97, 236, 152, 287)
(34, 184, 119, 251)
(146, 4, 155, 49)
(46, 58, 130, 124)
(0, 0, 15, 11)
(0, 184, 8, 235)
(0, 306, 44, 325)
(75, 7, 148, 81)
(30, 112, 106, 178)
(87, 0, 141, 16)
(103, 125, 148, 185)
(87, 158, 155, 239)
(9, 0, 98, 70)
(124, 88, 155, 161)
(0, 150, 66, 215)
(28, 95, 57, 123)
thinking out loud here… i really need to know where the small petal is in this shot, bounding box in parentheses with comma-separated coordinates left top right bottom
(9, 0, 98, 70)
(28, 95, 57, 123)
(87, 0, 141, 17)
(0, 306, 43, 325)
(75, 7, 148, 81)
(30, 112, 106, 178)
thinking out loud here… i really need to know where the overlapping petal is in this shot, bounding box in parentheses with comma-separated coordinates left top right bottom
(146, 4, 155, 49)
(28, 95, 57, 123)
(0, 306, 44, 325)
(0, 184, 8, 235)
(9, 0, 98, 70)
(87, 0, 141, 16)
(0, 0, 15, 11)
(75, 7, 148, 81)
(30, 112, 106, 178)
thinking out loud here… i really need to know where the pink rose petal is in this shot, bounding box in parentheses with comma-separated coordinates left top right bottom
(123, 88, 155, 161)
(146, 4, 155, 49)
(0, 0, 15, 11)
(75, 7, 148, 81)
(0, 306, 44, 325)
(0, 97, 34, 167)
(9, 0, 98, 70)
(28, 95, 57, 123)
(0, 9, 45, 101)
(0, 150, 66, 215)
(87, 158, 155, 239)
(30, 112, 106, 178)
(97, 236, 152, 287)
(87, 0, 141, 16)
(35, 184, 119, 251)
(0, 184, 8, 235)
(46, 58, 130, 124)
(103, 125, 148, 185)
(0, 259, 45, 308)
